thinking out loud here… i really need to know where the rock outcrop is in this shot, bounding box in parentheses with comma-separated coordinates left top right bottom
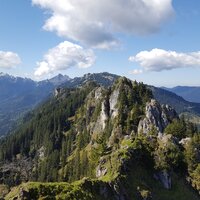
(90, 86, 119, 135)
(109, 89, 119, 119)
(138, 99, 178, 136)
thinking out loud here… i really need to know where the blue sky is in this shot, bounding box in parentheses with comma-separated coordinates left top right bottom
(0, 0, 200, 87)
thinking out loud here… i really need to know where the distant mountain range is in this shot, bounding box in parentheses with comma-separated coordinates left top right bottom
(151, 86, 200, 115)
(0, 71, 200, 136)
(46, 73, 71, 86)
(163, 86, 200, 103)
(0, 73, 54, 136)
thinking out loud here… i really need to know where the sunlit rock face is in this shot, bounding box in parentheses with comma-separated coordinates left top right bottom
(138, 99, 178, 136)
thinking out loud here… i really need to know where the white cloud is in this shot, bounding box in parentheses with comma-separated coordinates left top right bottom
(129, 48, 200, 72)
(32, 0, 174, 49)
(34, 41, 96, 77)
(0, 51, 21, 69)
(130, 69, 143, 75)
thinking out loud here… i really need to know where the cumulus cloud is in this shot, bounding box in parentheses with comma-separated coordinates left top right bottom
(34, 41, 95, 77)
(32, 0, 174, 49)
(0, 51, 21, 69)
(129, 48, 200, 72)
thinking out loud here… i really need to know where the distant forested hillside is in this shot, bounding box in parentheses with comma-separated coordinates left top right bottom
(164, 86, 200, 103)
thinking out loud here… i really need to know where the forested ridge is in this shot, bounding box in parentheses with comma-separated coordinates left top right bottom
(0, 77, 199, 200)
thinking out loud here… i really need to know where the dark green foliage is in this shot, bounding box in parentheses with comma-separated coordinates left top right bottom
(116, 78, 153, 133)
(131, 135, 157, 170)
(184, 134, 200, 172)
(164, 119, 187, 139)
(164, 117, 197, 139)
(184, 134, 200, 191)
(92, 136, 107, 160)
(154, 140, 182, 171)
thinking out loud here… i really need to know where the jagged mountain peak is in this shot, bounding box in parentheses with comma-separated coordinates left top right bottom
(48, 74, 71, 86)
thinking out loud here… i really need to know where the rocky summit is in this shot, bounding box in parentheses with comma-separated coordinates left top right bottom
(138, 99, 178, 136)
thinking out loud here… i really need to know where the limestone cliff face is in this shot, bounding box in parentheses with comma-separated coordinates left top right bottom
(88, 86, 119, 137)
(138, 99, 178, 136)
(109, 89, 119, 119)
(90, 87, 106, 134)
